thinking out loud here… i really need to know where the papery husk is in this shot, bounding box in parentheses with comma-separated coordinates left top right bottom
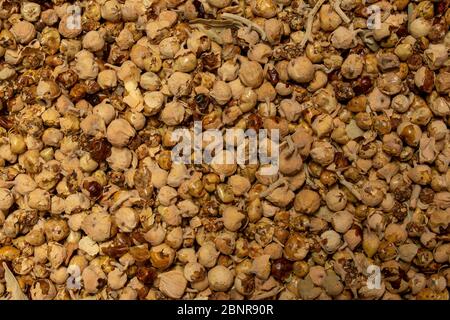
(1, 262, 28, 300)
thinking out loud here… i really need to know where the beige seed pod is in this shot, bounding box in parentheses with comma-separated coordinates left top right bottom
(177, 248, 197, 264)
(83, 31, 105, 52)
(325, 189, 347, 211)
(360, 180, 386, 207)
(319, 4, 342, 32)
(30, 279, 56, 300)
(74, 50, 99, 79)
(398, 243, 419, 263)
(21, 2, 41, 22)
(108, 269, 127, 290)
(81, 210, 112, 242)
(167, 72, 192, 96)
(287, 56, 314, 83)
(362, 230, 380, 258)
(330, 26, 355, 49)
(114, 207, 138, 232)
(150, 244, 175, 269)
(264, 18, 283, 44)
(320, 230, 342, 253)
(331, 211, 353, 233)
(210, 81, 232, 105)
(341, 54, 363, 80)
(211, 150, 237, 177)
(294, 190, 321, 215)
(222, 206, 246, 232)
(82, 265, 107, 294)
(0, 188, 14, 211)
(97, 70, 118, 89)
(239, 60, 264, 88)
(228, 175, 251, 196)
(409, 17, 432, 38)
(101, 0, 122, 22)
(208, 265, 234, 292)
(58, 15, 82, 39)
(11, 21, 36, 44)
(322, 270, 344, 297)
(251, 254, 271, 280)
(207, 0, 232, 8)
(183, 262, 206, 282)
(250, 0, 277, 18)
(144, 224, 166, 246)
(198, 242, 220, 268)
(278, 147, 302, 175)
(106, 119, 136, 147)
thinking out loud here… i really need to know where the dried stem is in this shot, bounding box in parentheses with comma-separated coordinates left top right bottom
(333, 0, 351, 24)
(220, 13, 267, 40)
(259, 177, 287, 198)
(300, 0, 327, 48)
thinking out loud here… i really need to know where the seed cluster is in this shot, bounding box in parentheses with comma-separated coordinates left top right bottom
(0, 0, 449, 300)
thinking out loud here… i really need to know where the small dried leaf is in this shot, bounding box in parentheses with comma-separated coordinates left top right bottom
(2, 262, 28, 300)
(346, 120, 364, 139)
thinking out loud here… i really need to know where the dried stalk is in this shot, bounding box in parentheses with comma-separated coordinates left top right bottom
(221, 13, 267, 40)
(333, 0, 351, 24)
(1, 262, 28, 300)
(300, 0, 327, 48)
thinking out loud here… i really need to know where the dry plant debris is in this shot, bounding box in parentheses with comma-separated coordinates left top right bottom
(0, 0, 449, 300)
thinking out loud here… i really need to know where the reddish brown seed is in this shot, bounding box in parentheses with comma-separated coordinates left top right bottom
(137, 266, 157, 285)
(407, 54, 423, 71)
(417, 68, 435, 93)
(247, 113, 263, 131)
(271, 258, 293, 281)
(130, 231, 146, 244)
(428, 22, 446, 43)
(70, 82, 87, 100)
(333, 81, 355, 102)
(436, 1, 448, 15)
(335, 152, 350, 169)
(352, 76, 373, 95)
(109, 171, 125, 186)
(419, 188, 434, 204)
(396, 24, 409, 38)
(0, 116, 14, 129)
(102, 245, 129, 258)
(390, 114, 402, 130)
(137, 286, 150, 300)
(201, 52, 220, 70)
(85, 79, 101, 94)
(394, 184, 412, 202)
(192, 0, 206, 18)
(84, 180, 103, 198)
(128, 134, 144, 151)
(56, 69, 79, 89)
(266, 66, 279, 85)
(45, 55, 64, 67)
(88, 138, 112, 162)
